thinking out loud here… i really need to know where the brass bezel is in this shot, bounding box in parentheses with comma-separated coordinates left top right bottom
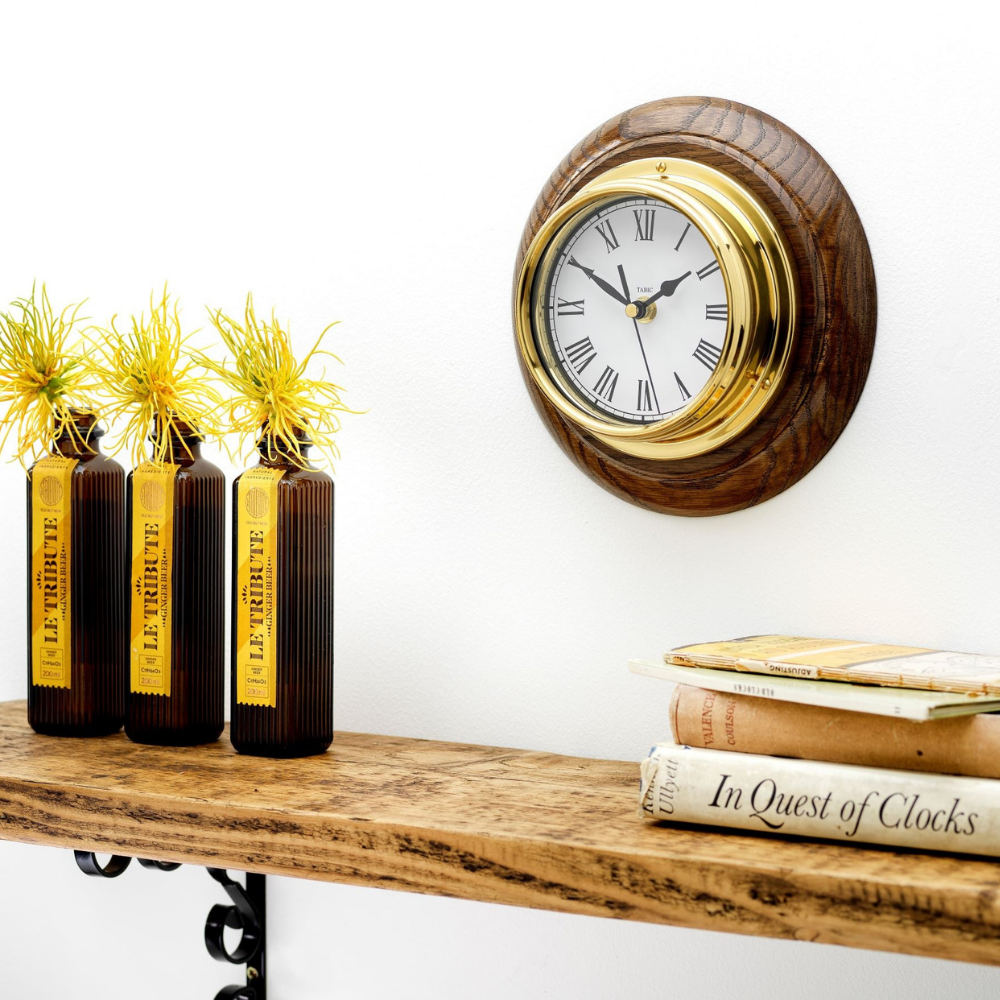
(514, 157, 798, 460)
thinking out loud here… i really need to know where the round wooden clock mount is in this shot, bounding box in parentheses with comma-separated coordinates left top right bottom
(512, 96, 876, 516)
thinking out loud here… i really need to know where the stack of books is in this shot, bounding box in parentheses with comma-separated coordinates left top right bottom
(630, 636, 1000, 856)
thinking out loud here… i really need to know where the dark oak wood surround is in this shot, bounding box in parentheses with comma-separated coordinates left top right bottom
(1, 702, 999, 965)
(514, 96, 877, 515)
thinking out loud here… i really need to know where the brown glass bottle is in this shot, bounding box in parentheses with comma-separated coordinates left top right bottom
(125, 422, 225, 745)
(26, 411, 126, 736)
(230, 434, 333, 757)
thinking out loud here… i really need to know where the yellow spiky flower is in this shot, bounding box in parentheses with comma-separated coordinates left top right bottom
(0, 284, 96, 469)
(201, 295, 356, 468)
(85, 287, 224, 467)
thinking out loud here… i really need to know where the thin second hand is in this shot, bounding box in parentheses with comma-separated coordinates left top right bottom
(618, 263, 660, 413)
(632, 317, 660, 413)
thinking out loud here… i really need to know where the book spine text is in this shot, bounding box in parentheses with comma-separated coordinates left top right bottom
(670, 684, 1000, 779)
(640, 743, 1000, 856)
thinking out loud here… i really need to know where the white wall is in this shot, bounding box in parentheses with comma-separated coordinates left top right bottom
(1, 2, 999, 997)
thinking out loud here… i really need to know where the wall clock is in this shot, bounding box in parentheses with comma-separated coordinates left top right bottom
(513, 97, 876, 516)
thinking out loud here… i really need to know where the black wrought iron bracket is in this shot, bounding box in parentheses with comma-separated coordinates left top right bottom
(74, 851, 266, 1000)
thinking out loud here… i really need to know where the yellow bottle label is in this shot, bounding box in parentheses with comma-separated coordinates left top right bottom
(31, 455, 78, 688)
(130, 462, 178, 696)
(236, 467, 285, 707)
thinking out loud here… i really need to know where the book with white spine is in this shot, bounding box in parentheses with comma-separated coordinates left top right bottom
(629, 658, 1000, 721)
(639, 742, 1000, 858)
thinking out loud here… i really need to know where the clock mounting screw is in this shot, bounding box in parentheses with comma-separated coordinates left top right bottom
(655, 161, 667, 173)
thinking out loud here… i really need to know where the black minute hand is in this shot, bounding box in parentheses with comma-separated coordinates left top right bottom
(567, 257, 628, 305)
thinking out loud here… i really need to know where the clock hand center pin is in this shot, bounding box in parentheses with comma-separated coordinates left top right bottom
(625, 297, 657, 323)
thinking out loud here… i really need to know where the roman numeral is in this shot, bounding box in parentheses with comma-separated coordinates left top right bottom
(565, 337, 596, 373)
(705, 303, 727, 322)
(594, 366, 619, 400)
(692, 339, 722, 370)
(633, 209, 655, 241)
(636, 379, 653, 412)
(674, 222, 691, 251)
(674, 372, 691, 401)
(697, 259, 721, 280)
(595, 220, 620, 253)
(557, 298, 585, 316)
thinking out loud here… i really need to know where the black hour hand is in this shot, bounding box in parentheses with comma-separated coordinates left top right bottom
(643, 271, 692, 307)
(658, 271, 692, 298)
(568, 257, 628, 305)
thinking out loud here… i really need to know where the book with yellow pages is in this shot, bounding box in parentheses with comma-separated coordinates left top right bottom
(665, 635, 1000, 696)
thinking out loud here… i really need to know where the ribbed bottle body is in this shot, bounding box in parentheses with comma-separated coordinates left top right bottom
(231, 460, 333, 757)
(125, 443, 225, 746)
(26, 435, 126, 736)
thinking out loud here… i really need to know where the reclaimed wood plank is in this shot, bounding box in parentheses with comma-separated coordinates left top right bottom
(0, 701, 998, 964)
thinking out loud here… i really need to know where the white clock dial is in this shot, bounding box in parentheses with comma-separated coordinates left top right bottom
(536, 196, 728, 424)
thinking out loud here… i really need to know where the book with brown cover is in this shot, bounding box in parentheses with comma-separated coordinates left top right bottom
(670, 684, 1000, 780)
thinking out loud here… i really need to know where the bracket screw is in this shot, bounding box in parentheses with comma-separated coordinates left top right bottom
(247, 967, 259, 979)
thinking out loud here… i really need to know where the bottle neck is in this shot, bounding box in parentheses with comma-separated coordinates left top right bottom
(257, 430, 312, 469)
(162, 436, 202, 464)
(53, 410, 104, 458)
(151, 418, 203, 465)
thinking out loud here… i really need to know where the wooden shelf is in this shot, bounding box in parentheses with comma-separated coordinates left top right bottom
(0, 700, 998, 965)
